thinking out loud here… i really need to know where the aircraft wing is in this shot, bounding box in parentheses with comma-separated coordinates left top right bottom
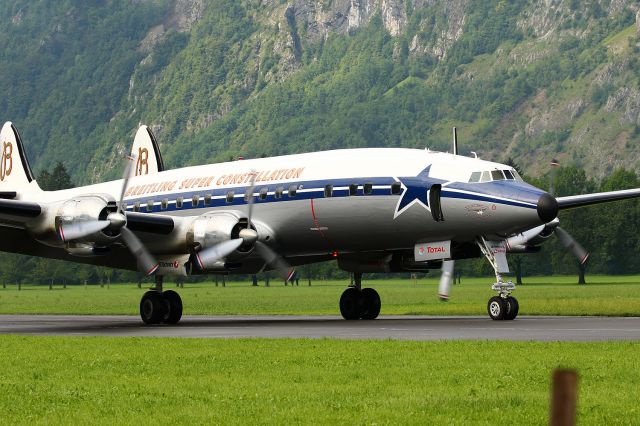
(125, 212, 174, 234)
(0, 198, 42, 228)
(557, 188, 640, 210)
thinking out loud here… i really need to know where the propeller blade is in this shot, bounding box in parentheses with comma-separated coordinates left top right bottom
(59, 220, 110, 242)
(254, 241, 295, 282)
(118, 155, 135, 214)
(194, 238, 243, 270)
(555, 226, 589, 265)
(120, 227, 159, 275)
(505, 225, 546, 250)
(438, 260, 455, 301)
(246, 171, 257, 226)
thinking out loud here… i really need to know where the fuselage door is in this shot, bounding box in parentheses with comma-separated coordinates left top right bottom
(429, 184, 444, 222)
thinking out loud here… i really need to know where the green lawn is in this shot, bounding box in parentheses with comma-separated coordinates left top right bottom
(0, 336, 637, 425)
(1, 275, 640, 316)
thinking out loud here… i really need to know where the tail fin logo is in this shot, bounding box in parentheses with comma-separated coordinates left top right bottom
(1, 141, 12, 181)
(135, 147, 149, 176)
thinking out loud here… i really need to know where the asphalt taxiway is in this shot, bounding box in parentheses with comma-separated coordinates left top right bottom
(1, 315, 640, 341)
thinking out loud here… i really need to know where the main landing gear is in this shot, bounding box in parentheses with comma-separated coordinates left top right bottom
(339, 272, 381, 320)
(139, 275, 183, 325)
(478, 238, 519, 321)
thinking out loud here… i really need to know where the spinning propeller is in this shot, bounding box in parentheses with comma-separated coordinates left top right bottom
(194, 172, 295, 281)
(58, 156, 159, 274)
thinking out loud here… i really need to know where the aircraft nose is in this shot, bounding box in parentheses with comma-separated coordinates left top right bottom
(537, 193, 558, 223)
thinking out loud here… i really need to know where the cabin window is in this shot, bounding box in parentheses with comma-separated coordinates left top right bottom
(469, 171, 482, 183)
(480, 171, 491, 182)
(226, 191, 234, 203)
(244, 190, 253, 202)
(324, 185, 333, 198)
(349, 184, 358, 196)
(176, 197, 183, 209)
(133, 202, 140, 212)
(146, 200, 154, 212)
(121, 202, 128, 211)
(192, 195, 200, 206)
(161, 199, 168, 210)
(503, 170, 515, 180)
(204, 194, 212, 205)
(259, 187, 268, 200)
(275, 186, 284, 199)
(391, 182, 402, 194)
(363, 183, 373, 195)
(491, 170, 505, 181)
(288, 184, 298, 197)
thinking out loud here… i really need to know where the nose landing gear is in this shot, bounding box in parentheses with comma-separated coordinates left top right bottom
(479, 238, 520, 321)
(339, 272, 381, 320)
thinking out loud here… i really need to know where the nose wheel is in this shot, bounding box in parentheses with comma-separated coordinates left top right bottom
(339, 273, 381, 320)
(487, 295, 519, 320)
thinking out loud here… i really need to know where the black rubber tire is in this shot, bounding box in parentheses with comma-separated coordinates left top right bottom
(340, 288, 363, 320)
(487, 296, 506, 321)
(140, 291, 167, 325)
(360, 288, 381, 320)
(163, 290, 183, 325)
(504, 296, 519, 321)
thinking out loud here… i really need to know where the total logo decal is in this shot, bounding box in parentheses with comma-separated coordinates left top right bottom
(158, 261, 180, 269)
(414, 240, 452, 261)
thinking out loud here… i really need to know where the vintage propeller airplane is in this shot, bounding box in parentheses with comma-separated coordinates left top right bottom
(1, 121, 639, 324)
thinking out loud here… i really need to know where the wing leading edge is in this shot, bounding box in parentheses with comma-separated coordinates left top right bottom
(557, 188, 640, 210)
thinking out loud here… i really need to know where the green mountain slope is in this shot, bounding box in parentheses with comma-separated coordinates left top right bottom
(1, 0, 640, 283)
(1, 1, 638, 182)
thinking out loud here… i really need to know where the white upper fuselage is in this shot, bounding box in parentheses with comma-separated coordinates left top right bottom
(22, 148, 549, 258)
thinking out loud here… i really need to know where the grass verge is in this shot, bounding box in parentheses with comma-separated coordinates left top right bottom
(0, 336, 638, 425)
(1, 276, 640, 316)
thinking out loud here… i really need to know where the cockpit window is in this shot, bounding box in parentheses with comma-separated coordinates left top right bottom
(491, 170, 505, 180)
(480, 171, 491, 182)
(503, 169, 514, 180)
(469, 171, 481, 183)
(512, 169, 523, 181)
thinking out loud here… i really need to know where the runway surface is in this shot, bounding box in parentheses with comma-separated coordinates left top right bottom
(1, 314, 640, 340)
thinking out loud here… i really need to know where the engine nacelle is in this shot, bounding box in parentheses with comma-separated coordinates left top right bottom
(28, 194, 117, 248)
(187, 212, 255, 271)
(55, 195, 118, 245)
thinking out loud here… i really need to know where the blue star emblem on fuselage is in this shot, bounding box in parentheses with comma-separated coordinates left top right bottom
(393, 166, 446, 219)
(393, 177, 431, 219)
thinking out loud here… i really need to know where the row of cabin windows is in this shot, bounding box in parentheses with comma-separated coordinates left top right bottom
(129, 183, 403, 211)
(324, 182, 402, 197)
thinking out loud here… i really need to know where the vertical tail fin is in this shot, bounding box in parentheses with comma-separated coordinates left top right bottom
(0, 122, 39, 193)
(131, 125, 165, 176)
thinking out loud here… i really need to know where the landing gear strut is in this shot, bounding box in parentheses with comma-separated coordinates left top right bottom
(479, 238, 519, 321)
(339, 272, 381, 320)
(140, 275, 183, 325)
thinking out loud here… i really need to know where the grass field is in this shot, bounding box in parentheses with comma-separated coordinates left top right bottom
(0, 336, 638, 425)
(1, 275, 640, 316)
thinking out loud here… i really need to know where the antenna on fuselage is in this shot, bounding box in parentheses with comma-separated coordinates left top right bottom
(452, 127, 458, 155)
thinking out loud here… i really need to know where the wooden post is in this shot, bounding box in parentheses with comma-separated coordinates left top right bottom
(550, 369, 578, 426)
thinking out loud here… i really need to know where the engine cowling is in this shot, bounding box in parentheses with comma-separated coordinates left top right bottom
(55, 195, 118, 245)
(186, 212, 255, 271)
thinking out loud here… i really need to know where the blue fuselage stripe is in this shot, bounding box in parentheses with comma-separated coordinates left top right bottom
(124, 177, 539, 214)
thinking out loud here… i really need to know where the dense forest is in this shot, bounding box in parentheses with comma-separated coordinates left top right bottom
(0, 0, 639, 284)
